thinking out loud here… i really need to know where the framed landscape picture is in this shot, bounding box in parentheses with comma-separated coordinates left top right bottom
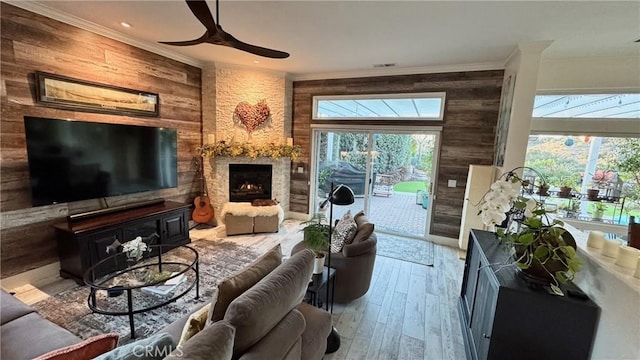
(493, 73, 516, 167)
(35, 71, 159, 117)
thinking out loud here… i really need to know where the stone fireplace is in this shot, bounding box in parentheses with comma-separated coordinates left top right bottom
(228, 164, 272, 202)
(201, 65, 293, 223)
(208, 157, 290, 221)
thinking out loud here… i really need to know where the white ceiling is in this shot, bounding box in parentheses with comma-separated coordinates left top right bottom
(17, 1, 640, 78)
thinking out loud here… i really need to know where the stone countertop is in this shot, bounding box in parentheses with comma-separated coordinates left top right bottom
(562, 219, 640, 360)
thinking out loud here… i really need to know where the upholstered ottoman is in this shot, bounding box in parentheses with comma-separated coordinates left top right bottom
(225, 215, 254, 236)
(221, 202, 284, 236)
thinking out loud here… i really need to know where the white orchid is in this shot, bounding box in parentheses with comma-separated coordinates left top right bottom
(122, 236, 150, 262)
(523, 198, 538, 218)
(479, 174, 545, 228)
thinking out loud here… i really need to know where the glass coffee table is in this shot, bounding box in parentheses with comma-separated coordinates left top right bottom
(84, 244, 199, 338)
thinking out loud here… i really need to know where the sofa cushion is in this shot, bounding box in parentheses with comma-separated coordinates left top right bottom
(165, 321, 235, 360)
(331, 211, 357, 253)
(34, 333, 118, 360)
(238, 309, 305, 360)
(224, 249, 314, 357)
(1, 312, 81, 360)
(210, 244, 282, 322)
(95, 332, 174, 360)
(178, 303, 211, 346)
(0, 290, 35, 325)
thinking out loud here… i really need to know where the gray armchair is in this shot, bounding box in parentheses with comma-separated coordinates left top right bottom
(293, 213, 377, 304)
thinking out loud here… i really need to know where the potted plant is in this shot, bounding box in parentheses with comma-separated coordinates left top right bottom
(535, 179, 550, 196)
(300, 213, 330, 274)
(587, 170, 613, 200)
(558, 176, 577, 198)
(567, 199, 581, 218)
(591, 202, 607, 221)
(478, 168, 584, 295)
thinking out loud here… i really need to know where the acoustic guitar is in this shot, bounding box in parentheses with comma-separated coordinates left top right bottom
(192, 157, 215, 224)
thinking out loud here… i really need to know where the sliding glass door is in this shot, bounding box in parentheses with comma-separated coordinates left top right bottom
(311, 129, 439, 239)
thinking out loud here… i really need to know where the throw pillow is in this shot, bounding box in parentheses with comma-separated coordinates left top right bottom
(331, 212, 357, 253)
(251, 199, 279, 206)
(209, 244, 282, 322)
(94, 332, 175, 360)
(34, 333, 119, 360)
(178, 303, 211, 346)
(352, 212, 375, 243)
(165, 321, 235, 360)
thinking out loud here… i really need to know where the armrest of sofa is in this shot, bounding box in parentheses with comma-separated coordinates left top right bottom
(342, 233, 377, 258)
(1, 290, 35, 325)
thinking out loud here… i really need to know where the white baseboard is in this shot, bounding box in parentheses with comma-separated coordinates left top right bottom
(0, 262, 62, 292)
(286, 211, 310, 221)
(427, 234, 459, 249)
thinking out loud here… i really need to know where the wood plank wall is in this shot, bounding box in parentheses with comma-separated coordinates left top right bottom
(0, 3, 202, 277)
(291, 70, 503, 238)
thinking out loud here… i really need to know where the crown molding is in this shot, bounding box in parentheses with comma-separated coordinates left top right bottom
(5, 0, 203, 68)
(289, 62, 505, 82)
(214, 61, 288, 78)
(540, 54, 640, 64)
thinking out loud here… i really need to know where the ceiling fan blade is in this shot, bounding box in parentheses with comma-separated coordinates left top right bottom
(161, 0, 290, 59)
(159, 33, 208, 46)
(226, 37, 290, 59)
(186, 0, 218, 33)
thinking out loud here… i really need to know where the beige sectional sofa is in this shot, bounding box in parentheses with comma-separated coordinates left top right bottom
(164, 247, 333, 360)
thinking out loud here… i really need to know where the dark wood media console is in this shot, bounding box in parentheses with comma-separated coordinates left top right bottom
(54, 200, 191, 283)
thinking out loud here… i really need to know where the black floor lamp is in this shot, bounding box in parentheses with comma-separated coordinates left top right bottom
(320, 182, 354, 354)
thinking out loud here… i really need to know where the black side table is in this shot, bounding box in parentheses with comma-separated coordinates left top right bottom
(305, 267, 336, 312)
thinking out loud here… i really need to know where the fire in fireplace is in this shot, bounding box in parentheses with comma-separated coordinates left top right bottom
(229, 164, 272, 202)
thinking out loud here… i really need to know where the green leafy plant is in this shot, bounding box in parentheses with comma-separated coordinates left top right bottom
(300, 213, 330, 257)
(318, 167, 334, 191)
(592, 202, 607, 212)
(497, 216, 583, 292)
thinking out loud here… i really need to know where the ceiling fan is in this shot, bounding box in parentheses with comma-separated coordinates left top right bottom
(159, 0, 289, 59)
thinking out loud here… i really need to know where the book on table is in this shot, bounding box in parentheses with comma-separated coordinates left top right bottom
(141, 273, 186, 296)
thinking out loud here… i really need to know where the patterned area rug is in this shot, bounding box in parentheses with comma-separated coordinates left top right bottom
(31, 240, 261, 343)
(376, 233, 435, 266)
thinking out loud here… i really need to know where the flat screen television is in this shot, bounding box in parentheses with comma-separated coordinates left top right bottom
(24, 116, 178, 206)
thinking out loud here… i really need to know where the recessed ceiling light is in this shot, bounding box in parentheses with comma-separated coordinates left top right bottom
(120, 22, 132, 28)
(253, 60, 260, 64)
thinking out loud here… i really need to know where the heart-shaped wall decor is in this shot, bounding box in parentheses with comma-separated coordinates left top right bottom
(234, 99, 270, 134)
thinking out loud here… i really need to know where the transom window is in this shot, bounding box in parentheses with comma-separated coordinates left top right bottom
(533, 94, 640, 119)
(313, 93, 446, 120)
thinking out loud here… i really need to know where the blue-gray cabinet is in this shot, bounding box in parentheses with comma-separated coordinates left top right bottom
(458, 229, 600, 360)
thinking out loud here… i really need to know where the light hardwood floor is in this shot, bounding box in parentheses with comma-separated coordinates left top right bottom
(10, 220, 467, 359)
(324, 244, 466, 360)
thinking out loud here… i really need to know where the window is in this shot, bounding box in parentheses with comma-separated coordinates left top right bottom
(533, 94, 640, 118)
(312, 93, 446, 120)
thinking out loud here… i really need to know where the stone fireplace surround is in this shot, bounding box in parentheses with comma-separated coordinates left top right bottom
(209, 157, 290, 224)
